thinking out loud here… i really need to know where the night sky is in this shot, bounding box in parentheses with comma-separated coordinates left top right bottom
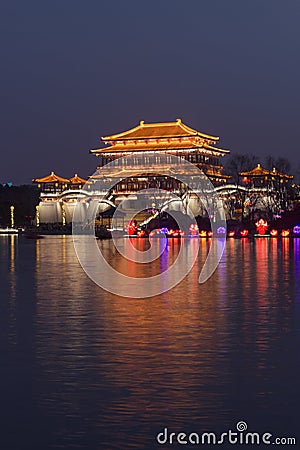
(1, 0, 300, 185)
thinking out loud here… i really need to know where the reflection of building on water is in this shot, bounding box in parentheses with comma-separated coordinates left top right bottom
(32, 120, 294, 224)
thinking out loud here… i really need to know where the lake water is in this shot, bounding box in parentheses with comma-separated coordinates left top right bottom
(1, 235, 300, 449)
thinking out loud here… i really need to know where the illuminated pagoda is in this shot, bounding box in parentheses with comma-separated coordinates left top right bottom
(32, 171, 70, 192)
(69, 174, 90, 190)
(32, 120, 231, 225)
(90, 119, 230, 191)
(239, 163, 293, 188)
(32, 172, 90, 224)
(239, 163, 294, 215)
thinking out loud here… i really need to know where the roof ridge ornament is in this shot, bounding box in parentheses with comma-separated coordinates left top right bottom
(140, 120, 144, 126)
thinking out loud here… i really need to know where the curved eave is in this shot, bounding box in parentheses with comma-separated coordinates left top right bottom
(91, 171, 231, 180)
(240, 171, 293, 179)
(69, 175, 90, 184)
(271, 171, 293, 179)
(102, 122, 146, 141)
(240, 170, 269, 177)
(101, 119, 219, 142)
(90, 144, 228, 155)
(32, 175, 70, 183)
(69, 181, 93, 185)
(204, 171, 231, 179)
(203, 143, 229, 154)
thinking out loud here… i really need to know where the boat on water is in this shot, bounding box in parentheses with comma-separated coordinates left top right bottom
(0, 227, 22, 235)
(23, 233, 44, 239)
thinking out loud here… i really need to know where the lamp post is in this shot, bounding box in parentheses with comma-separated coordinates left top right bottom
(10, 205, 15, 229)
(62, 203, 66, 226)
(36, 205, 40, 227)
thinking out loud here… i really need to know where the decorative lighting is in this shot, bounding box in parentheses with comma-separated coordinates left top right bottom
(36, 205, 40, 227)
(281, 229, 290, 237)
(240, 229, 249, 237)
(207, 231, 213, 237)
(62, 204, 66, 226)
(160, 227, 169, 235)
(228, 231, 235, 237)
(127, 220, 137, 236)
(10, 205, 14, 229)
(255, 218, 268, 235)
(173, 230, 181, 237)
(293, 225, 300, 236)
(189, 223, 199, 236)
(270, 229, 278, 237)
(217, 226, 226, 235)
(199, 230, 207, 238)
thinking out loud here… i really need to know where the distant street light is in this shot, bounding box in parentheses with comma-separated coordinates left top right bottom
(10, 205, 14, 228)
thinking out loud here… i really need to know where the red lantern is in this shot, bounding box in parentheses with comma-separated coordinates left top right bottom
(189, 223, 199, 236)
(127, 220, 137, 236)
(255, 218, 268, 235)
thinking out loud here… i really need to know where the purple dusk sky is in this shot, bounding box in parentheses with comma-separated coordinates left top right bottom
(1, 0, 300, 184)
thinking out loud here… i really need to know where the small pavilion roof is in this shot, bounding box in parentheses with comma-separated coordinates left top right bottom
(269, 167, 293, 179)
(101, 119, 220, 142)
(240, 164, 270, 177)
(69, 174, 89, 184)
(240, 163, 293, 179)
(32, 172, 70, 183)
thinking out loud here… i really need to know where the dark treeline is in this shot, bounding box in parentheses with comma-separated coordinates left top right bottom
(0, 185, 39, 227)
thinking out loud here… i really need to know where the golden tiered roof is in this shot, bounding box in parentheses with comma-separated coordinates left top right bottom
(91, 119, 229, 155)
(240, 164, 293, 179)
(102, 119, 219, 141)
(32, 172, 70, 183)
